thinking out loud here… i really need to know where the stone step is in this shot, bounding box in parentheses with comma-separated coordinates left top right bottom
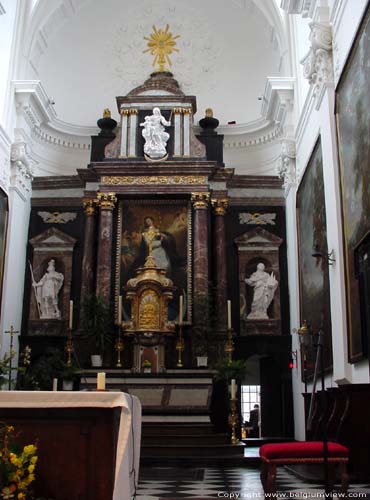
(141, 442, 245, 458)
(142, 422, 214, 435)
(142, 433, 229, 445)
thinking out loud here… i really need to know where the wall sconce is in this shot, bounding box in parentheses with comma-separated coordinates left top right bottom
(312, 242, 336, 265)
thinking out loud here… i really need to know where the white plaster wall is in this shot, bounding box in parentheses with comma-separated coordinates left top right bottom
(331, 0, 369, 85)
(287, 0, 370, 438)
(0, 190, 31, 358)
(0, 0, 18, 122)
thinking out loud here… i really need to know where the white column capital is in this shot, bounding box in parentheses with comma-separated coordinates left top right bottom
(10, 139, 36, 199)
(276, 138, 296, 194)
(301, 20, 333, 109)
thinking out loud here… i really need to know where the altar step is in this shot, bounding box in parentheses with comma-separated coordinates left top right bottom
(140, 422, 248, 466)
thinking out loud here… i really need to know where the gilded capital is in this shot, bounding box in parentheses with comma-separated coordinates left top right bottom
(97, 192, 117, 210)
(211, 198, 229, 216)
(82, 198, 97, 216)
(191, 192, 210, 210)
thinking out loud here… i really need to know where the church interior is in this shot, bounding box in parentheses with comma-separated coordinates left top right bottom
(1, 1, 370, 499)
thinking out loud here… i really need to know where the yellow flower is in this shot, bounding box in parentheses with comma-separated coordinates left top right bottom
(23, 444, 37, 455)
(18, 493, 26, 500)
(30, 456, 38, 464)
(6, 425, 14, 432)
(28, 464, 35, 473)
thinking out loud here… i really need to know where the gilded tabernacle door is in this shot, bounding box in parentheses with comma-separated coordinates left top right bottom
(115, 199, 192, 324)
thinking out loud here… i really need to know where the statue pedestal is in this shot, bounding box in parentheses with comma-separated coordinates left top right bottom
(27, 319, 67, 336)
(241, 319, 281, 336)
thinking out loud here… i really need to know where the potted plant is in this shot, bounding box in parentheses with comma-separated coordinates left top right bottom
(214, 358, 248, 384)
(61, 362, 79, 391)
(82, 294, 112, 367)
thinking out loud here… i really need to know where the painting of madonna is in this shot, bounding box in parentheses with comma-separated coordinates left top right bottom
(119, 203, 189, 322)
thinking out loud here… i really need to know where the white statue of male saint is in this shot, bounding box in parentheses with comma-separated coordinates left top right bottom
(140, 107, 171, 159)
(245, 263, 278, 319)
(33, 259, 64, 319)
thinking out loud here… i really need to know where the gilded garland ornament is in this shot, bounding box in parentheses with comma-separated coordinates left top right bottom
(143, 24, 180, 72)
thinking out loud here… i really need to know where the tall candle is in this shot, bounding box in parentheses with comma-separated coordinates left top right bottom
(97, 372, 106, 391)
(52, 378, 58, 391)
(179, 295, 183, 325)
(227, 300, 232, 330)
(69, 300, 73, 329)
(118, 295, 122, 324)
(231, 378, 236, 399)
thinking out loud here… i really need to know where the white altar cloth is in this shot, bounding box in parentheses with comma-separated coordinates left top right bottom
(0, 391, 141, 500)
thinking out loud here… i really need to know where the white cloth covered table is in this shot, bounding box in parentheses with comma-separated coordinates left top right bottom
(0, 391, 141, 500)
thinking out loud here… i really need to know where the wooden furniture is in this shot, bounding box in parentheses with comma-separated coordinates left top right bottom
(0, 392, 141, 500)
(260, 441, 349, 494)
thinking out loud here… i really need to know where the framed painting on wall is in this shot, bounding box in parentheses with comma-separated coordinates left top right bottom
(297, 138, 333, 375)
(0, 188, 9, 311)
(116, 199, 192, 323)
(336, 5, 370, 362)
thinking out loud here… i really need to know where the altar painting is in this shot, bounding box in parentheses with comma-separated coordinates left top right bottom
(297, 139, 332, 374)
(117, 200, 191, 322)
(336, 5, 370, 361)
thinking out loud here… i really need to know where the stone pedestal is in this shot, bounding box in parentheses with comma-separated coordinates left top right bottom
(96, 192, 117, 302)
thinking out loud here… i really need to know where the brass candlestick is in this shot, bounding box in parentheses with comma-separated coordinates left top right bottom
(65, 327, 74, 366)
(224, 327, 234, 364)
(4, 325, 18, 390)
(176, 324, 184, 367)
(115, 325, 124, 368)
(229, 397, 239, 445)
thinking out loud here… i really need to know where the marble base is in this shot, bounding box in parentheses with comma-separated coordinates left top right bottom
(240, 319, 281, 336)
(28, 319, 67, 336)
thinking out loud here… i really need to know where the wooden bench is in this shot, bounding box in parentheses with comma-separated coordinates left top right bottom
(260, 441, 349, 493)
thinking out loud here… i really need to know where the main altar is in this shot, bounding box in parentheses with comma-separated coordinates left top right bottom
(19, 26, 293, 443)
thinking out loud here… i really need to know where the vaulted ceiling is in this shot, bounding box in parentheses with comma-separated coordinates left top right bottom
(23, 0, 289, 129)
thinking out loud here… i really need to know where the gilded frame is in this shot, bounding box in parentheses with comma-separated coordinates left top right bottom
(296, 138, 333, 376)
(335, 4, 370, 362)
(0, 187, 9, 311)
(115, 199, 192, 323)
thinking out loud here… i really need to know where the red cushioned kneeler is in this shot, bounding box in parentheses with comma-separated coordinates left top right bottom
(259, 441, 349, 494)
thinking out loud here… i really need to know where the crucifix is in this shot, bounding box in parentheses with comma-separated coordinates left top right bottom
(4, 325, 19, 390)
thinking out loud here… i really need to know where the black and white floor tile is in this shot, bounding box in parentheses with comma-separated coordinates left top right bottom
(135, 466, 370, 499)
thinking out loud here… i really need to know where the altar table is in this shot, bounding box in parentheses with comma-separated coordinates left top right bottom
(0, 391, 141, 500)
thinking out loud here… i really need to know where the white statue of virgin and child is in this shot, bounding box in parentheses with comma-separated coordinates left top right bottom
(140, 107, 171, 159)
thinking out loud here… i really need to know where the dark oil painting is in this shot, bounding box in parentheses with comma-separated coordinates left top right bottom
(0, 188, 8, 311)
(297, 139, 332, 375)
(336, 5, 370, 361)
(117, 200, 191, 322)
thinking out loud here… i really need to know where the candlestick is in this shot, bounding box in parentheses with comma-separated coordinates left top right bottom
(52, 378, 58, 391)
(69, 300, 73, 330)
(118, 295, 122, 325)
(97, 372, 106, 391)
(229, 396, 239, 445)
(227, 300, 232, 330)
(176, 323, 185, 368)
(231, 378, 236, 399)
(179, 295, 183, 325)
(115, 326, 124, 368)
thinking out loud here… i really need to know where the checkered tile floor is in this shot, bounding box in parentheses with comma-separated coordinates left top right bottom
(135, 466, 370, 499)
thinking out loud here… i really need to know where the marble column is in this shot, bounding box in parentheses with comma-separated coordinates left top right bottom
(211, 198, 229, 328)
(80, 198, 97, 322)
(96, 192, 117, 303)
(191, 192, 210, 304)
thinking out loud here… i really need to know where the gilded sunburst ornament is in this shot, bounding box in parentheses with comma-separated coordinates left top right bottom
(143, 24, 180, 72)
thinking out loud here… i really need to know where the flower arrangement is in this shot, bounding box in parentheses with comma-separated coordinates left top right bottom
(0, 424, 38, 500)
(142, 359, 152, 368)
